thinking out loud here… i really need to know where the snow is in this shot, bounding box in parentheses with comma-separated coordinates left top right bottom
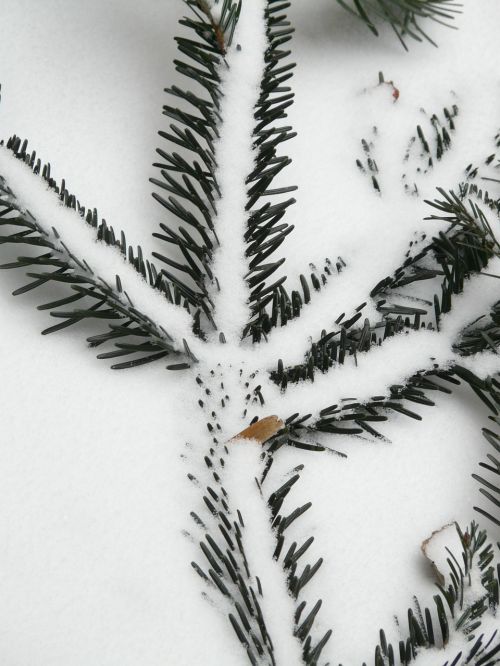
(0, 1, 499, 665)
(0, 316, 225, 666)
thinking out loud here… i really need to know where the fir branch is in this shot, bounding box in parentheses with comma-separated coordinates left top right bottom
(336, 0, 461, 50)
(246, 256, 347, 343)
(1, 1, 499, 663)
(243, 0, 298, 342)
(473, 385, 500, 530)
(189, 373, 282, 666)
(151, 0, 242, 332)
(455, 299, 500, 358)
(372, 522, 500, 665)
(0, 172, 192, 370)
(275, 361, 500, 441)
(1, 135, 208, 321)
(189, 0, 242, 54)
(190, 458, 278, 665)
(356, 127, 382, 194)
(264, 461, 332, 665)
(402, 103, 459, 196)
(272, 187, 500, 392)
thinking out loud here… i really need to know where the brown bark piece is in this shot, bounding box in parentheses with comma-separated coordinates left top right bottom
(421, 522, 456, 586)
(231, 415, 284, 445)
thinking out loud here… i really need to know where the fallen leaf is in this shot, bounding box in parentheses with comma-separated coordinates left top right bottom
(231, 415, 284, 445)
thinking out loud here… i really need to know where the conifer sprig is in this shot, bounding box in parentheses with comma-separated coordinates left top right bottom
(2, 136, 196, 310)
(189, 440, 278, 665)
(473, 386, 500, 530)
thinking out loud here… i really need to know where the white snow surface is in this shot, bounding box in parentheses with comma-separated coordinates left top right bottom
(0, 1, 499, 666)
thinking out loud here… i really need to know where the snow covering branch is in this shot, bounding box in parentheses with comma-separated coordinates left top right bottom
(377, 521, 500, 665)
(258, 258, 500, 425)
(208, 0, 268, 344)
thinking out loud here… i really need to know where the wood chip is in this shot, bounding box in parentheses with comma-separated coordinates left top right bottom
(230, 415, 284, 445)
(421, 522, 456, 586)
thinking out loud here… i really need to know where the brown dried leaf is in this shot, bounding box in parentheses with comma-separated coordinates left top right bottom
(231, 415, 284, 445)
